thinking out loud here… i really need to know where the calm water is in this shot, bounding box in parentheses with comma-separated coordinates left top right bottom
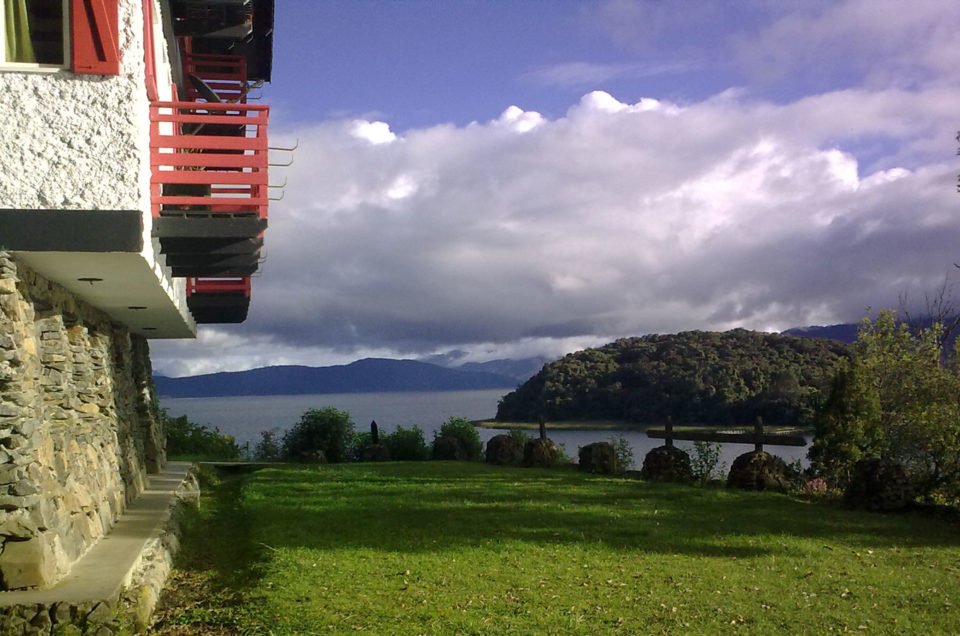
(160, 390, 810, 470)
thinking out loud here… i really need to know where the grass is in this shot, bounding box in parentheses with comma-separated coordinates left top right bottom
(150, 462, 960, 635)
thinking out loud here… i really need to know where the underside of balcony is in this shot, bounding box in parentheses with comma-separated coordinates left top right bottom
(185, 278, 251, 323)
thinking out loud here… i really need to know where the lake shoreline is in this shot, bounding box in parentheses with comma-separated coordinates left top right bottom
(476, 419, 814, 435)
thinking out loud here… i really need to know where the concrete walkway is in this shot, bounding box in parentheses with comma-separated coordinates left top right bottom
(0, 461, 194, 608)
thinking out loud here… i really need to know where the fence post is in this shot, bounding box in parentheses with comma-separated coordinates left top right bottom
(538, 416, 547, 441)
(665, 416, 674, 448)
(754, 416, 764, 453)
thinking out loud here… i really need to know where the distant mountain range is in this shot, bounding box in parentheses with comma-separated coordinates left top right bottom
(782, 323, 859, 343)
(154, 358, 530, 398)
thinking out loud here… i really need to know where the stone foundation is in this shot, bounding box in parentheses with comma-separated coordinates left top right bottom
(0, 253, 165, 589)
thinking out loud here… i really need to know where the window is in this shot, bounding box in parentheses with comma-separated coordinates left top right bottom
(1, 0, 119, 75)
(1, 0, 66, 66)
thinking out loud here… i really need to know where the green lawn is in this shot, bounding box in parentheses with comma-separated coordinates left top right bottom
(151, 462, 960, 635)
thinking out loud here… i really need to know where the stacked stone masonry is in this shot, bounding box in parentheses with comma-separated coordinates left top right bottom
(0, 252, 165, 590)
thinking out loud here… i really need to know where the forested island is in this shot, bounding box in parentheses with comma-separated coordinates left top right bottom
(496, 329, 849, 427)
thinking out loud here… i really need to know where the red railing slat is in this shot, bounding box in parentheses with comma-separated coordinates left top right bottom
(150, 99, 269, 219)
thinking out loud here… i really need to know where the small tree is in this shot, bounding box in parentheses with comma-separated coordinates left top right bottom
(282, 407, 356, 463)
(433, 416, 483, 461)
(253, 427, 283, 461)
(164, 411, 243, 461)
(384, 425, 429, 461)
(811, 311, 960, 501)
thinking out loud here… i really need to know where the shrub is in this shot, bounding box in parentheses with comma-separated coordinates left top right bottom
(253, 427, 283, 462)
(351, 431, 374, 462)
(811, 311, 960, 503)
(433, 417, 482, 461)
(844, 458, 915, 512)
(800, 477, 831, 498)
(608, 435, 633, 473)
(690, 441, 725, 485)
(362, 444, 391, 462)
(164, 411, 243, 460)
(282, 407, 356, 463)
(384, 425, 430, 461)
(508, 428, 531, 448)
(433, 436, 467, 461)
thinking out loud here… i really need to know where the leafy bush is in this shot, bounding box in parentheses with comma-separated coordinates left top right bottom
(433, 417, 482, 461)
(844, 458, 915, 512)
(508, 428, 531, 447)
(690, 441, 725, 484)
(351, 429, 393, 462)
(253, 427, 283, 461)
(384, 425, 429, 461)
(433, 436, 467, 460)
(608, 435, 633, 473)
(164, 411, 243, 460)
(283, 407, 356, 463)
(811, 311, 960, 502)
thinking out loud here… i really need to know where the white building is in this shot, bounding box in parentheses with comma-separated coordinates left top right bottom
(0, 0, 273, 591)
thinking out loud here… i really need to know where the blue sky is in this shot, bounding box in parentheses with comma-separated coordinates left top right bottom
(152, 0, 960, 376)
(270, 1, 790, 130)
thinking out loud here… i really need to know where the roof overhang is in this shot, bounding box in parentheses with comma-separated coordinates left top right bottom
(0, 209, 196, 339)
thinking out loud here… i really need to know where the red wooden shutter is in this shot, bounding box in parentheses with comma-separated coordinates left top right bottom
(71, 0, 120, 75)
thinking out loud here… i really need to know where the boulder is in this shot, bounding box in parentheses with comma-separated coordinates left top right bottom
(485, 434, 523, 466)
(523, 438, 564, 468)
(432, 436, 467, 461)
(361, 443, 391, 462)
(299, 449, 327, 464)
(578, 442, 619, 474)
(640, 445, 693, 482)
(726, 451, 792, 492)
(844, 458, 914, 512)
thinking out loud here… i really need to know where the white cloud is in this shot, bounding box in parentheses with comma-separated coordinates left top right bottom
(350, 120, 397, 145)
(494, 106, 544, 133)
(152, 79, 960, 374)
(525, 60, 697, 88)
(731, 0, 960, 89)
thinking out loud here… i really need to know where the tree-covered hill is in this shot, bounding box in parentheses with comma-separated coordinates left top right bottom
(496, 330, 850, 427)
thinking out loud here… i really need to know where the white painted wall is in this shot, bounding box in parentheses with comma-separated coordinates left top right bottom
(0, 0, 196, 339)
(0, 0, 150, 212)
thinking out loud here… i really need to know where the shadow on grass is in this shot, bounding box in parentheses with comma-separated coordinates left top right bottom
(150, 472, 272, 634)
(236, 462, 959, 560)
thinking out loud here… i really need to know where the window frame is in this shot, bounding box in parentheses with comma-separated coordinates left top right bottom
(0, 0, 70, 72)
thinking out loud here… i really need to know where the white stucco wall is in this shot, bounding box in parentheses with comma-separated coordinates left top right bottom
(0, 0, 195, 339)
(0, 0, 150, 213)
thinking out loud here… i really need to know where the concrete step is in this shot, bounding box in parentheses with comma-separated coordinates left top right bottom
(0, 461, 197, 634)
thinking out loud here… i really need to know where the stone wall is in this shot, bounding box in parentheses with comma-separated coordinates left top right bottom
(0, 253, 164, 589)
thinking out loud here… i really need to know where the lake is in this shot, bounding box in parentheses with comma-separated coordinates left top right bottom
(160, 389, 811, 470)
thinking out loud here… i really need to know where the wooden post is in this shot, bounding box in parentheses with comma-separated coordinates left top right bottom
(754, 416, 764, 453)
(665, 416, 674, 448)
(538, 416, 547, 441)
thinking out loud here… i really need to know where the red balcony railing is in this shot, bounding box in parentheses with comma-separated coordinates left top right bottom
(149, 101, 269, 218)
(182, 51, 251, 103)
(186, 277, 251, 297)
